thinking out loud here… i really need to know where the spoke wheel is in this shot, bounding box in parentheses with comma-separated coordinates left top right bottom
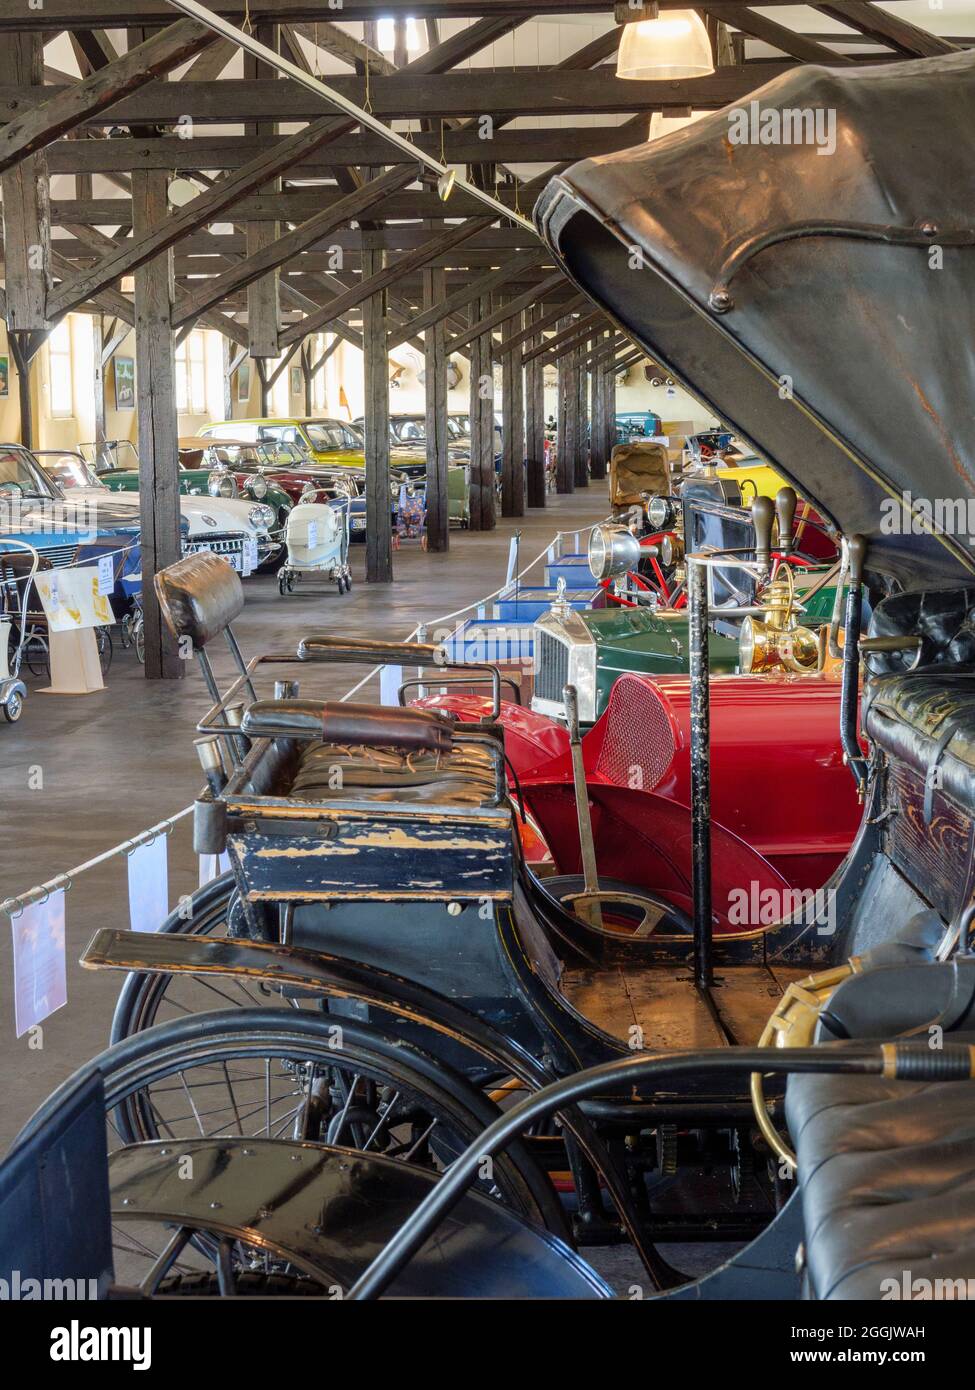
(23, 1009, 557, 1294)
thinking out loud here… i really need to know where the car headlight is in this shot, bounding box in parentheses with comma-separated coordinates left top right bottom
(646, 495, 676, 530)
(739, 617, 769, 673)
(248, 504, 274, 530)
(587, 523, 641, 581)
(301, 482, 317, 500)
(209, 474, 236, 499)
(249, 475, 268, 499)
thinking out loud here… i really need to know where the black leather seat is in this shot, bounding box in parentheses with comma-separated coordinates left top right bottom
(788, 1058, 975, 1300)
(863, 586, 975, 813)
(788, 953, 975, 1300)
(865, 668, 975, 812)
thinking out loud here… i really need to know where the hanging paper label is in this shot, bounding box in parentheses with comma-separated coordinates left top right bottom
(11, 890, 67, 1038)
(97, 554, 115, 595)
(244, 536, 259, 573)
(505, 534, 520, 587)
(379, 664, 403, 706)
(127, 835, 169, 933)
(198, 851, 231, 887)
(306, 520, 319, 551)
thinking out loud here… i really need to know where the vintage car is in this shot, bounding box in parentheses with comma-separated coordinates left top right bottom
(531, 482, 843, 726)
(0, 444, 147, 672)
(39, 448, 276, 576)
(364, 411, 499, 459)
(201, 416, 428, 481)
(95, 438, 293, 554)
(12, 54, 975, 1304)
(614, 408, 662, 444)
(257, 462, 426, 542)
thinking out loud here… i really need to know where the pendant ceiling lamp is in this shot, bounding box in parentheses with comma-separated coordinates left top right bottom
(617, 10, 715, 82)
(647, 109, 707, 141)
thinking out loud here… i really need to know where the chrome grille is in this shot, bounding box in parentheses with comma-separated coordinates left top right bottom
(184, 534, 245, 556)
(36, 543, 78, 569)
(534, 629, 570, 706)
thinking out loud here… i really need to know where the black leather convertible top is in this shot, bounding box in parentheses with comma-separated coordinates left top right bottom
(535, 51, 975, 587)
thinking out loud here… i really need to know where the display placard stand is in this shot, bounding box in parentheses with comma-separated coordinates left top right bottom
(39, 628, 105, 695)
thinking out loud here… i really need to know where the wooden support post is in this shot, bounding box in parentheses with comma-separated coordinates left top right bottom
(244, 24, 280, 359)
(575, 341, 589, 487)
(7, 335, 37, 450)
(132, 166, 182, 681)
(603, 354, 617, 471)
(524, 303, 546, 508)
(2, 34, 50, 333)
(92, 314, 107, 450)
(556, 320, 575, 494)
(301, 343, 313, 416)
(589, 335, 608, 482)
(468, 293, 496, 531)
(363, 246, 393, 582)
(423, 264, 449, 553)
(500, 309, 525, 518)
(255, 358, 270, 416)
(221, 335, 233, 419)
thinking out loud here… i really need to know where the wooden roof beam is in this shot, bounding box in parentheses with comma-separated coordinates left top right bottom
(46, 112, 357, 320)
(710, 6, 854, 63)
(447, 272, 568, 352)
(814, 1, 957, 56)
(173, 164, 420, 326)
(278, 218, 495, 347)
(0, 19, 218, 177)
(387, 248, 550, 348)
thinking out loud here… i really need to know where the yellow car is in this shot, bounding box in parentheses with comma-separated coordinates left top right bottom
(201, 417, 427, 479)
(715, 459, 790, 503)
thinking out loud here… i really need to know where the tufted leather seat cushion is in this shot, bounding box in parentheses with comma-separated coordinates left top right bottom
(865, 669, 975, 812)
(862, 586, 975, 809)
(288, 740, 499, 805)
(867, 587, 975, 675)
(787, 1058, 975, 1299)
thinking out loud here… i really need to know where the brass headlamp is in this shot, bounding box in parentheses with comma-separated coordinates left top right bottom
(739, 569, 820, 674)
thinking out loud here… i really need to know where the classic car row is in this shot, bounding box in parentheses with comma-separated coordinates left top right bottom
(4, 50, 973, 1309)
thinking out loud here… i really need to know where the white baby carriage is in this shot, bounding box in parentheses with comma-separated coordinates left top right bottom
(0, 539, 39, 722)
(277, 491, 351, 597)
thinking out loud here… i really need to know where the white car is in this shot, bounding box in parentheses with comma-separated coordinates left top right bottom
(33, 450, 277, 577)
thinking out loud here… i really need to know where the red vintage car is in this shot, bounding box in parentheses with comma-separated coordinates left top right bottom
(418, 669, 862, 932)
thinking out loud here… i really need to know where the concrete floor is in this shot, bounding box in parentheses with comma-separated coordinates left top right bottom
(0, 487, 610, 1150)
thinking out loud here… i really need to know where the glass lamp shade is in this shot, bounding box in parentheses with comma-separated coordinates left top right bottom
(617, 12, 715, 81)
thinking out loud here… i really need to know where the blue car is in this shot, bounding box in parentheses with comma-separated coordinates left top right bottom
(0, 443, 161, 632)
(614, 410, 663, 444)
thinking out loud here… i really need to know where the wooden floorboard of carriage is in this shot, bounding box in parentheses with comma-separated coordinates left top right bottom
(561, 961, 809, 1050)
(0, 484, 610, 1148)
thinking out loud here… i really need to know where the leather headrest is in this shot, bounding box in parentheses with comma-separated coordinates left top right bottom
(155, 551, 244, 648)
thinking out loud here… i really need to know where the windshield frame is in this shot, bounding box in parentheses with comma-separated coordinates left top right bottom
(0, 445, 65, 501)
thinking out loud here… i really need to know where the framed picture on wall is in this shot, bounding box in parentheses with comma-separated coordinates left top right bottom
(237, 359, 251, 404)
(290, 366, 303, 396)
(114, 356, 135, 410)
(0, 356, 8, 398)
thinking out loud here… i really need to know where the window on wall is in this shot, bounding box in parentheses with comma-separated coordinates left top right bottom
(48, 319, 74, 418)
(176, 332, 207, 415)
(270, 355, 291, 417)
